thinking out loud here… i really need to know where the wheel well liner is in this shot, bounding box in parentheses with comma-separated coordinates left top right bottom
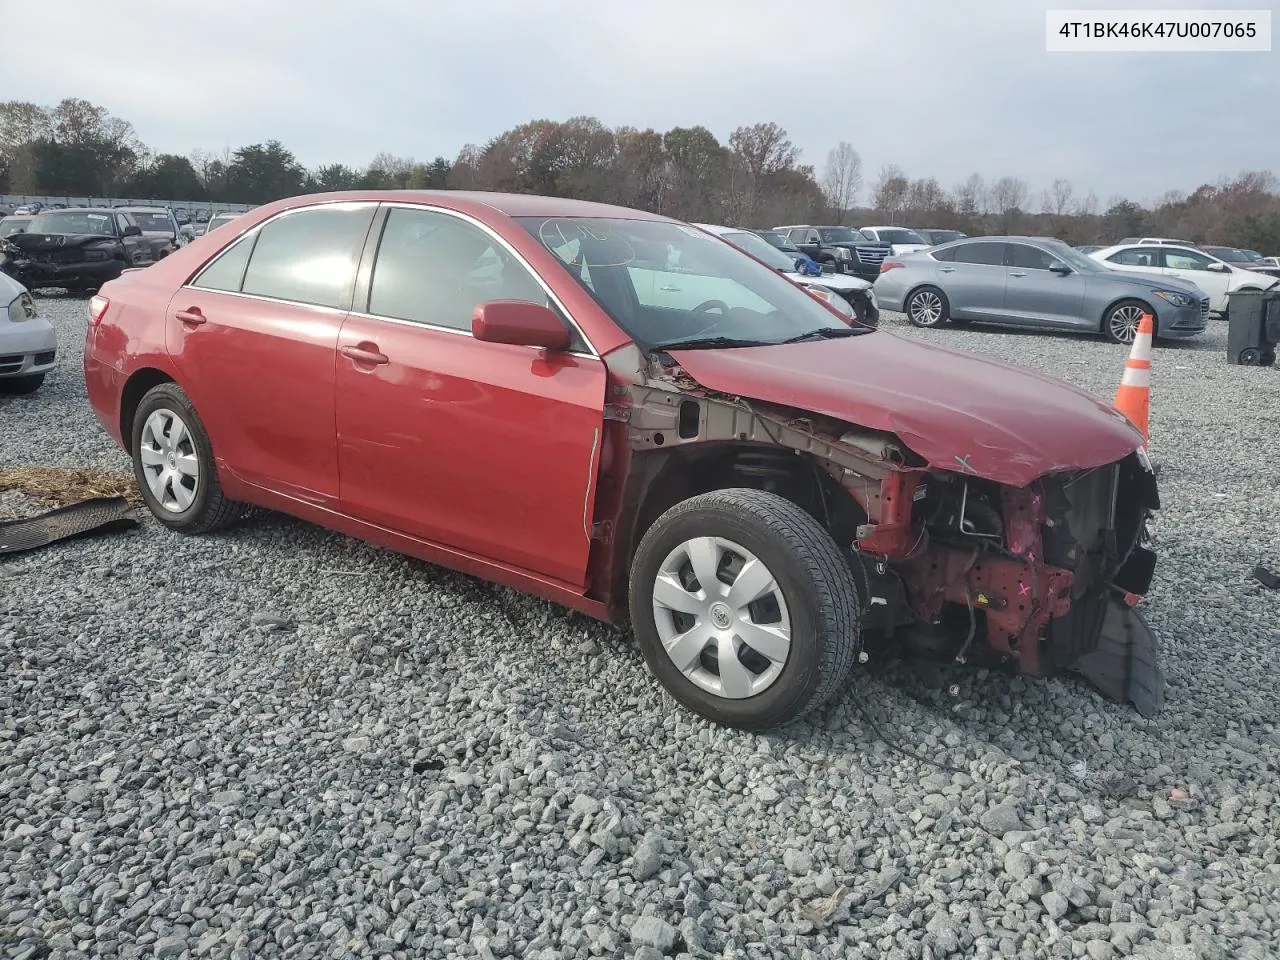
(119, 368, 174, 451)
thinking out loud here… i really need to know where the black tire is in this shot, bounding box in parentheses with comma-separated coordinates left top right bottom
(906, 285, 950, 327)
(0, 373, 44, 394)
(1262, 349, 1277, 367)
(1103, 298, 1156, 345)
(1238, 348, 1262, 366)
(628, 488, 861, 730)
(131, 382, 243, 533)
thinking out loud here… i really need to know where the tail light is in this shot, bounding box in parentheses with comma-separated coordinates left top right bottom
(88, 295, 110, 326)
(880, 261, 905, 274)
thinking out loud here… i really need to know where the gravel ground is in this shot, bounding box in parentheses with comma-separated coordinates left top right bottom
(2, 294, 1279, 960)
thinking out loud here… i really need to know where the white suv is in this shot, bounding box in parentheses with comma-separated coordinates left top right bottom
(1090, 243, 1277, 316)
(857, 226, 931, 255)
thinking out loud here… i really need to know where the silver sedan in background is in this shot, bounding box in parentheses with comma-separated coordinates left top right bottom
(0, 272, 56, 394)
(873, 236, 1209, 344)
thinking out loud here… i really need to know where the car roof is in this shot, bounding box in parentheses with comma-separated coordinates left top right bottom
(262, 190, 675, 222)
(117, 206, 170, 212)
(33, 207, 116, 215)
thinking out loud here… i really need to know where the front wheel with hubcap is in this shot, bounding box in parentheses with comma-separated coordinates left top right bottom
(906, 286, 949, 327)
(629, 488, 861, 730)
(132, 382, 242, 533)
(1104, 299, 1154, 345)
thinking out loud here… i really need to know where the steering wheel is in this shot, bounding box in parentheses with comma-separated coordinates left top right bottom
(685, 299, 730, 337)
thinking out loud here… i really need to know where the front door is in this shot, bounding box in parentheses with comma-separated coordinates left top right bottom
(1160, 247, 1231, 312)
(335, 205, 606, 587)
(1002, 242, 1086, 327)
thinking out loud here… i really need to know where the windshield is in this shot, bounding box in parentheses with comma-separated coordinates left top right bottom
(927, 230, 964, 244)
(1047, 241, 1106, 272)
(27, 211, 115, 236)
(127, 212, 175, 234)
(718, 230, 799, 272)
(757, 230, 799, 253)
(876, 228, 927, 245)
(516, 217, 859, 349)
(1240, 249, 1262, 260)
(1205, 246, 1248, 263)
(208, 215, 235, 229)
(818, 227, 865, 243)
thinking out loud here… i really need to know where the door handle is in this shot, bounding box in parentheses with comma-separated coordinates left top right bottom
(1009, 271, 1027, 278)
(175, 308, 206, 326)
(939, 267, 956, 273)
(660, 285, 682, 292)
(340, 343, 389, 366)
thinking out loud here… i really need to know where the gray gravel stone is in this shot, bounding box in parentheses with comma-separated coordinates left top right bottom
(630, 915, 677, 952)
(783, 848, 813, 876)
(2, 297, 1276, 960)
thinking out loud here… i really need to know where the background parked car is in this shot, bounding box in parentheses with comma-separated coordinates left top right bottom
(0, 215, 32, 238)
(0, 208, 152, 292)
(697, 223, 879, 326)
(1118, 236, 1196, 246)
(1200, 245, 1280, 279)
(915, 228, 967, 246)
(0, 271, 56, 394)
(772, 224, 892, 283)
(204, 212, 240, 233)
(1090, 242, 1278, 317)
(115, 205, 185, 258)
(874, 236, 1208, 344)
(857, 226, 931, 255)
(754, 229, 822, 273)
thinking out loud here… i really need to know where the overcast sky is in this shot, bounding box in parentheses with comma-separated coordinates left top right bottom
(3, 0, 1274, 205)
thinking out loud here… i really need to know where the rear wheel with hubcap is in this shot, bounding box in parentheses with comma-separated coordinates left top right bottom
(131, 382, 243, 533)
(629, 488, 861, 730)
(906, 286, 949, 327)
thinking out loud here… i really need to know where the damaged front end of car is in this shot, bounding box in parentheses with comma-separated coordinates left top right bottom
(595, 345, 1164, 717)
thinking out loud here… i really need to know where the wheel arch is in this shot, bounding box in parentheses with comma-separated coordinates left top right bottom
(1099, 295, 1158, 334)
(119, 367, 176, 451)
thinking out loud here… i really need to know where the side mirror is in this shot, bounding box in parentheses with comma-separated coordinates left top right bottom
(472, 300, 570, 351)
(1049, 263, 1072, 275)
(1207, 262, 1230, 272)
(122, 225, 142, 237)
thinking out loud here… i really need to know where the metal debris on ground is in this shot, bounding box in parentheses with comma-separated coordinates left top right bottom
(0, 496, 138, 555)
(1252, 564, 1280, 590)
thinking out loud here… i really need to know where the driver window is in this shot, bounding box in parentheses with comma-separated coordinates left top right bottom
(1164, 249, 1212, 271)
(369, 207, 557, 333)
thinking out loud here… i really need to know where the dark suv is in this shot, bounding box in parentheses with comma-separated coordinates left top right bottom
(0, 208, 156, 292)
(774, 225, 893, 283)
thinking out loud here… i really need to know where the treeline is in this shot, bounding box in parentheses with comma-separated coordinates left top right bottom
(3, 98, 1278, 251)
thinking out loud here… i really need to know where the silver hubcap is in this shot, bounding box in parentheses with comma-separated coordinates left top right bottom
(1110, 305, 1144, 342)
(651, 536, 792, 700)
(139, 409, 199, 513)
(911, 291, 942, 325)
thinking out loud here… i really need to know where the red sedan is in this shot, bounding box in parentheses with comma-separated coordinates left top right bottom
(85, 191, 1162, 729)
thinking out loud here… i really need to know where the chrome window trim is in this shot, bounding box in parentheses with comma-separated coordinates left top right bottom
(345, 308, 599, 362)
(374, 202, 600, 359)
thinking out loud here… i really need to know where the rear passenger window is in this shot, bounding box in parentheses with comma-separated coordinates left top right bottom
(931, 246, 956, 262)
(192, 234, 254, 293)
(952, 242, 1005, 266)
(240, 204, 375, 308)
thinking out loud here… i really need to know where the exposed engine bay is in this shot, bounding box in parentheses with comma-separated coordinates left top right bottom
(593, 346, 1165, 716)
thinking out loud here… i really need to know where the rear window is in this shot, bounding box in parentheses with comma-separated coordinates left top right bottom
(129, 212, 175, 233)
(952, 242, 1005, 266)
(1107, 248, 1160, 268)
(240, 204, 375, 308)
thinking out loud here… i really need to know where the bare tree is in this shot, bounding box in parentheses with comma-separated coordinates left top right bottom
(989, 176, 1029, 231)
(820, 142, 862, 222)
(872, 164, 909, 223)
(952, 173, 986, 218)
(1074, 191, 1099, 217)
(728, 122, 799, 179)
(1041, 178, 1074, 216)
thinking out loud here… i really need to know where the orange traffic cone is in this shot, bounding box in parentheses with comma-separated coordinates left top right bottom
(1113, 313, 1152, 441)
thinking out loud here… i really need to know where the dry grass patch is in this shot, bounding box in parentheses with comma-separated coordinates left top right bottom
(0, 466, 143, 515)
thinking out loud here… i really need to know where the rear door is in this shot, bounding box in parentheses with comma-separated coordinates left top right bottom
(939, 240, 1007, 318)
(168, 201, 377, 505)
(1003, 242, 1086, 327)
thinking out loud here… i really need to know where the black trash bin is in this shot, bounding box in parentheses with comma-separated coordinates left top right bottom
(1226, 288, 1280, 366)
